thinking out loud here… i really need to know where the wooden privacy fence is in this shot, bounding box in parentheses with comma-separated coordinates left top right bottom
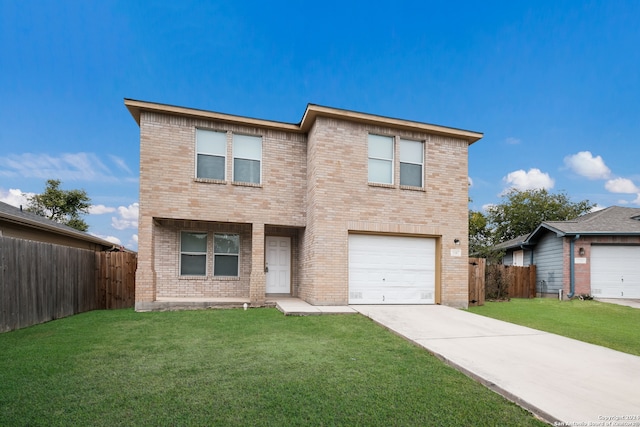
(0, 237, 136, 333)
(96, 251, 137, 309)
(468, 258, 486, 307)
(469, 258, 536, 305)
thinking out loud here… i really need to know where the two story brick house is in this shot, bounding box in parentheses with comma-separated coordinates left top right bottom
(125, 99, 482, 311)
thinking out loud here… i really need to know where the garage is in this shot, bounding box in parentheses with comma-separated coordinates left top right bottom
(590, 245, 640, 298)
(348, 234, 436, 304)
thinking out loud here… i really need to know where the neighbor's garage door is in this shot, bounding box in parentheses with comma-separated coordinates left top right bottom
(590, 245, 640, 298)
(348, 234, 436, 304)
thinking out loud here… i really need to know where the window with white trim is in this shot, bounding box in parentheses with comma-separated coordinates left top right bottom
(196, 129, 226, 180)
(180, 232, 208, 276)
(400, 139, 424, 187)
(368, 134, 394, 184)
(214, 234, 240, 276)
(233, 134, 262, 184)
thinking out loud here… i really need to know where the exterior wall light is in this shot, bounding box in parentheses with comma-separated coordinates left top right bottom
(578, 247, 585, 256)
(454, 238, 460, 245)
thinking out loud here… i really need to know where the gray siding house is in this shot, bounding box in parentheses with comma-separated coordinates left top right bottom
(495, 206, 640, 299)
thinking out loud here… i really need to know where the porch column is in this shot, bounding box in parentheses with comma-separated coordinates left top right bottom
(249, 222, 266, 306)
(134, 215, 156, 311)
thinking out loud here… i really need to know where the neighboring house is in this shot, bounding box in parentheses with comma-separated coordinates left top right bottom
(125, 99, 483, 311)
(493, 234, 532, 267)
(497, 206, 640, 299)
(0, 201, 117, 251)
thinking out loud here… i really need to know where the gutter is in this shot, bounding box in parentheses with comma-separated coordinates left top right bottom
(568, 234, 580, 299)
(0, 211, 115, 250)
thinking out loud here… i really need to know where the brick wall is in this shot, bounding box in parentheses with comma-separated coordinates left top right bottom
(136, 111, 307, 307)
(302, 117, 470, 307)
(136, 108, 472, 309)
(562, 235, 640, 296)
(154, 221, 251, 299)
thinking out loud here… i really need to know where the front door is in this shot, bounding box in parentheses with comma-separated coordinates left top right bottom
(266, 236, 291, 294)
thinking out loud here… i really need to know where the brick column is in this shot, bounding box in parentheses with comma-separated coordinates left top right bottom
(135, 215, 156, 311)
(249, 222, 266, 306)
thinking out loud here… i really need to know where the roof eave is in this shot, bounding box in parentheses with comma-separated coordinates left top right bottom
(123, 98, 300, 132)
(0, 212, 115, 249)
(558, 231, 640, 236)
(124, 99, 484, 144)
(299, 104, 483, 144)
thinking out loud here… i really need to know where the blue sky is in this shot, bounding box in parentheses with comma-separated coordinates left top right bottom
(1, 1, 639, 250)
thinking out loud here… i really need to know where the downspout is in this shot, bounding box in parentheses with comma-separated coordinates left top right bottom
(521, 244, 534, 265)
(568, 234, 580, 299)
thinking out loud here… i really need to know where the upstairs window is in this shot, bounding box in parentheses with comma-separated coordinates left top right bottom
(368, 134, 394, 184)
(196, 129, 226, 180)
(180, 232, 208, 276)
(400, 139, 424, 187)
(233, 134, 262, 184)
(214, 234, 240, 276)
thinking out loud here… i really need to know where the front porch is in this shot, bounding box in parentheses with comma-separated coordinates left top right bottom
(137, 219, 304, 310)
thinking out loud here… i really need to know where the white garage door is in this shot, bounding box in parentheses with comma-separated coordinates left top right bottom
(348, 234, 436, 304)
(591, 245, 640, 299)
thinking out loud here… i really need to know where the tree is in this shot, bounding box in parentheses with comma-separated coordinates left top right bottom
(485, 188, 595, 243)
(469, 209, 491, 255)
(25, 179, 91, 231)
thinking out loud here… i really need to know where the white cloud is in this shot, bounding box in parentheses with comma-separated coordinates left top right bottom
(111, 203, 139, 230)
(604, 178, 640, 194)
(0, 188, 33, 207)
(88, 232, 122, 245)
(632, 194, 640, 205)
(0, 152, 116, 182)
(89, 204, 117, 214)
(563, 151, 611, 180)
(505, 137, 521, 145)
(118, 203, 139, 220)
(503, 168, 555, 191)
(109, 155, 133, 175)
(126, 234, 139, 251)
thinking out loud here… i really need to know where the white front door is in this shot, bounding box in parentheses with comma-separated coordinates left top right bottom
(266, 236, 291, 294)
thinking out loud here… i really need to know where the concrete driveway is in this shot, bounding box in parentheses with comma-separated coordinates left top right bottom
(353, 305, 640, 425)
(596, 298, 640, 309)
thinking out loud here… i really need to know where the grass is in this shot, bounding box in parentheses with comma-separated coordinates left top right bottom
(468, 298, 640, 356)
(0, 308, 545, 426)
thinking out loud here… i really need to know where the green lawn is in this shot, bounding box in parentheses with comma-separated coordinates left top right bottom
(0, 308, 545, 426)
(468, 298, 640, 356)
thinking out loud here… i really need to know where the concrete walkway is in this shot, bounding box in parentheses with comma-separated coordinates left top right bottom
(353, 304, 640, 425)
(274, 297, 357, 315)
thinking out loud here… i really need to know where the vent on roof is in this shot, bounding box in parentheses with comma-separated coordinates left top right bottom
(633, 215, 640, 221)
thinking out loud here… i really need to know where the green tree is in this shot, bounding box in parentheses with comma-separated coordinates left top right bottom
(25, 179, 91, 231)
(486, 188, 595, 243)
(469, 209, 491, 254)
